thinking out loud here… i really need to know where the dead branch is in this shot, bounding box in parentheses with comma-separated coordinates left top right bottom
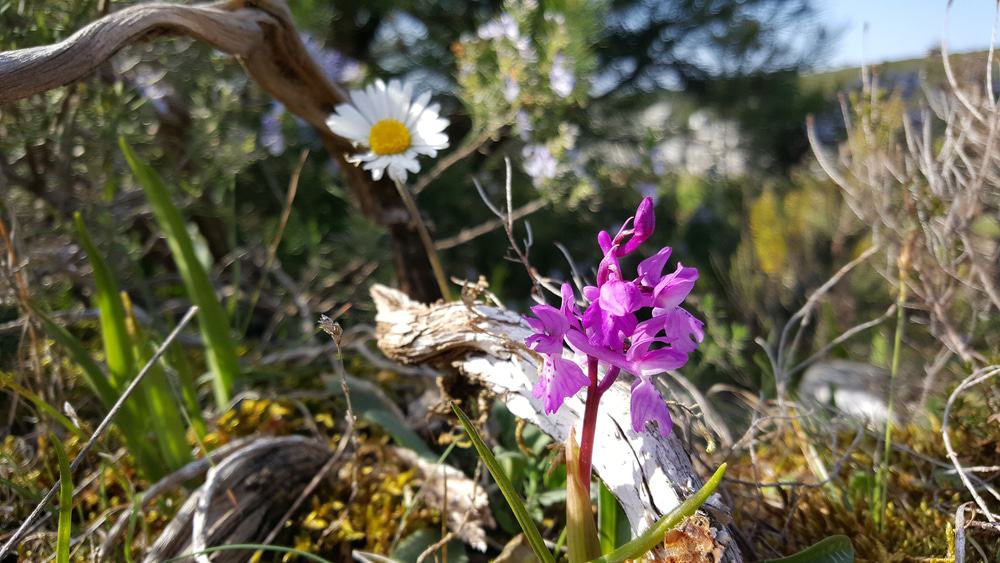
(370, 283, 744, 562)
(942, 365, 1000, 524)
(144, 435, 330, 563)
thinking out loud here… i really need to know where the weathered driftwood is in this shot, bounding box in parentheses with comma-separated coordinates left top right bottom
(371, 284, 743, 562)
(143, 435, 330, 562)
(0, 0, 442, 300)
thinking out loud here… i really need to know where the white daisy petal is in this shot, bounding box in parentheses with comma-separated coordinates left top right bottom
(405, 91, 434, 128)
(325, 78, 450, 183)
(326, 108, 371, 143)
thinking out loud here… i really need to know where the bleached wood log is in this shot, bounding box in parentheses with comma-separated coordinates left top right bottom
(372, 284, 743, 562)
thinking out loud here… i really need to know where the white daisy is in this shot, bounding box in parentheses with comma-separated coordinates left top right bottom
(326, 79, 449, 183)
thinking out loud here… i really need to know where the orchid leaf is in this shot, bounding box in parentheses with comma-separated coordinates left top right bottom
(592, 463, 727, 563)
(598, 480, 629, 553)
(566, 428, 601, 562)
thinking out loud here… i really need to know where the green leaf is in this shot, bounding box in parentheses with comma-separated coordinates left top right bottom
(74, 215, 188, 474)
(73, 213, 136, 392)
(598, 480, 629, 554)
(120, 138, 239, 409)
(592, 463, 727, 563)
(34, 308, 116, 409)
(565, 429, 601, 563)
(0, 374, 85, 440)
(52, 436, 73, 563)
(451, 403, 555, 563)
(164, 342, 206, 440)
(761, 535, 855, 563)
(33, 308, 162, 478)
(122, 294, 191, 471)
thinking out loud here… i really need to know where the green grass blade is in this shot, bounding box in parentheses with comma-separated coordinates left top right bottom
(122, 293, 192, 470)
(0, 475, 41, 503)
(33, 308, 162, 478)
(0, 374, 85, 440)
(164, 343, 206, 439)
(593, 463, 727, 563)
(72, 213, 136, 392)
(762, 535, 855, 563)
(34, 308, 117, 409)
(52, 436, 73, 563)
(598, 479, 628, 554)
(451, 403, 554, 563)
(119, 138, 239, 408)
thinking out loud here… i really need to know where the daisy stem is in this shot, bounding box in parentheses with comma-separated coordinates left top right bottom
(578, 356, 602, 494)
(393, 180, 452, 301)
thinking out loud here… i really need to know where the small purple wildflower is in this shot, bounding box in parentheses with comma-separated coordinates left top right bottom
(260, 102, 287, 156)
(300, 33, 362, 84)
(523, 196, 703, 436)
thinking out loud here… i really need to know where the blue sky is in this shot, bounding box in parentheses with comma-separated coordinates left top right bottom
(819, 0, 999, 69)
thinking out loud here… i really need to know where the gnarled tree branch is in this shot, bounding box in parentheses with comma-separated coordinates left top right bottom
(0, 0, 443, 301)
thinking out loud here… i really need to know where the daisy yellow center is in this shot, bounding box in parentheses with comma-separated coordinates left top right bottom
(368, 119, 411, 155)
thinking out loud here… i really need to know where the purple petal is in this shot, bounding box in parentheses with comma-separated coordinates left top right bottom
(652, 264, 698, 310)
(560, 283, 580, 320)
(634, 197, 655, 239)
(599, 280, 642, 316)
(630, 378, 672, 436)
(581, 300, 636, 350)
(529, 304, 570, 334)
(637, 247, 672, 287)
(632, 315, 667, 343)
(525, 304, 569, 354)
(619, 197, 655, 255)
(597, 230, 613, 255)
(525, 333, 562, 355)
(633, 347, 688, 375)
(533, 356, 589, 414)
(597, 246, 621, 286)
(658, 307, 705, 353)
(565, 329, 631, 372)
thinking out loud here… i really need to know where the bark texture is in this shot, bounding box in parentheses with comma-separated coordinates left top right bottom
(371, 284, 743, 562)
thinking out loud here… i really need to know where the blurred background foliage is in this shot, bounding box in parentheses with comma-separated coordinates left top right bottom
(0, 0, 840, 391)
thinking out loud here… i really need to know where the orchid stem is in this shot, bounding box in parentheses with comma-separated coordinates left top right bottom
(876, 266, 907, 531)
(578, 356, 601, 493)
(393, 180, 452, 301)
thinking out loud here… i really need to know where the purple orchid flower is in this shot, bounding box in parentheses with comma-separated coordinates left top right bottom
(524, 196, 702, 439)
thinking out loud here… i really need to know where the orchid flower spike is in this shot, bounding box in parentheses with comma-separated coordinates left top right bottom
(523, 196, 703, 436)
